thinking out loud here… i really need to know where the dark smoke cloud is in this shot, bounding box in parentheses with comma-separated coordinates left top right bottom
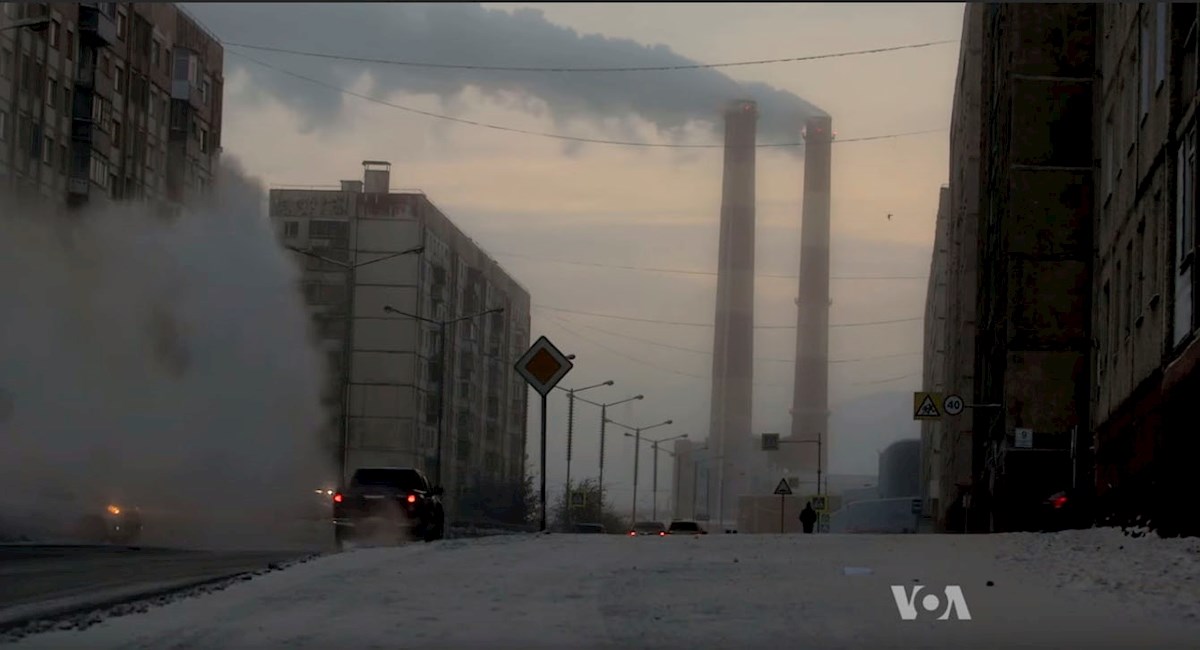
(184, 3, 826, 144)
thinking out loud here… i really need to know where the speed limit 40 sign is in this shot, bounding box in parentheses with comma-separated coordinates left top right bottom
(943, 394, 965, 416)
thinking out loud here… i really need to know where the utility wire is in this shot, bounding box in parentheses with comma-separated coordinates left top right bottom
(223, 39, 957, 73)
(494, 250, 928, 281)
(534, 304, 923, 329)
(228, 50, 947, 149)
(554, 313, 921, 365)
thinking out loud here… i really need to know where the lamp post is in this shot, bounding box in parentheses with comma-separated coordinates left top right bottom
(624, 432, 687, 520)
(554, 380, 613, 525)
(605, 417, 672, 525)
(383, 304, 503, 491)
(287, 245, 424, 481)
(572, 392, 643, 512)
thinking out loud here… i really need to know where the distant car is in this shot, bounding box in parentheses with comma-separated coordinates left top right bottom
(77, 503, 143, 545)
(667, 520, 706, 535)
(628, 521, 667, 536)
(1038, 488, 1094, 532)
(332, 467, 445, 549)
(573, 523, 606, 534)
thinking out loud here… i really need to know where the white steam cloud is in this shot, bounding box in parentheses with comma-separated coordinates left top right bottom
(0, 159, 331, 550)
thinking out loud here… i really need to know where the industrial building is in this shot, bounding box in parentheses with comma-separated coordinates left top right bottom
(1, 2, 222, 211)
(270, 162, 531, 523)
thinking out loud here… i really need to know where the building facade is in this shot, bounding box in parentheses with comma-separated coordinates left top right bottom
(1, 2, 221, 211)
(922, 4, 984, 533)
(1092, 4, 1200, 537)
(270, 162, 532, 523)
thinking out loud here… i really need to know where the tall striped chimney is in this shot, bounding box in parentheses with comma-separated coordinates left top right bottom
(707, 99, 757, 527)
(787, 115, 833, 486)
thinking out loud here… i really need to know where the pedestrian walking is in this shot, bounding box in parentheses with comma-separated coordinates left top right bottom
(799, 501, 817, 534)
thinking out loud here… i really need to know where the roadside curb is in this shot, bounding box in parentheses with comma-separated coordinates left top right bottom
(0, 553, 322, 641)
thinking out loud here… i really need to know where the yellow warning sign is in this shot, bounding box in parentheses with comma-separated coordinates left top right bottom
(913, 392, 942, 420)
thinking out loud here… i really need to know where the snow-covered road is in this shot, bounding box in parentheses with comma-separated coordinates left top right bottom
(7, 528, 1200, 649)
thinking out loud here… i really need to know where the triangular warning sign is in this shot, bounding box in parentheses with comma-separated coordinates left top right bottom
(774, 479, 793, 496)
(915, 394, 940, 418)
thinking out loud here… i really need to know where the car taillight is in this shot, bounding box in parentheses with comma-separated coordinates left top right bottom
(659, 531, 667, 536)
(628, 531, 637, 536)
(333, 493, 343, 503)
(1052, 495, 1068, 509)
(407, 494, 417, 503)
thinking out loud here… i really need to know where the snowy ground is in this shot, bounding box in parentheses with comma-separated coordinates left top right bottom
(5, 528, 1199, 649)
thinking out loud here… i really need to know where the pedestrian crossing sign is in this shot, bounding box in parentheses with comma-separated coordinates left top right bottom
(913, 392, 942, 420)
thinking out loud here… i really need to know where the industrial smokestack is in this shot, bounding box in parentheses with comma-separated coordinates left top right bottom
(708, 100, 757, 527)
(787, 115, 833, 487)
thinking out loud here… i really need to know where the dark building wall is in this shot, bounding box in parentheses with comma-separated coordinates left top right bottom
(975, 3, 1096, 532)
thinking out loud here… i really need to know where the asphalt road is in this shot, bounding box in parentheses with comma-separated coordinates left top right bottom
(0, 545, 314, 630)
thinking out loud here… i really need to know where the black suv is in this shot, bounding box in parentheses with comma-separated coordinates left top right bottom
(332, 467, 445, 548)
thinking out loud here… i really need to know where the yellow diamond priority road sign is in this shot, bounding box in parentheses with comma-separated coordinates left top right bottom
(515, 335, 574, 396)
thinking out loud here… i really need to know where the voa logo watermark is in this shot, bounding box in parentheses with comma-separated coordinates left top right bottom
(890, 585, 972, 620)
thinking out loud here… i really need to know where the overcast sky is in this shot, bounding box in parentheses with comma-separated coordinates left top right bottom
(183, 2, 964, 503)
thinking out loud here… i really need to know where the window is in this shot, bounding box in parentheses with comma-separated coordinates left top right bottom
(59, 143, 67, 174)
(112, 119, 122, 149)
(66, 26, 74, 61)
(1, 48, 11, 79)
(148, 89, 156, 118)
(116, 9, 126, 40)
(101, 52, 111, 78)
(0, 110, 6, 142)
(114, 65, 124, 94)
(49, 20, 60, 49)
(61, 86, 70, 113)
(283, 221, 300, 238)
(1100, 280, 1110, 370)
(1179, 131, 1196, 267)
(1141, 12, 1151, 121)
(1115, 255, 1125, 342)
(152, 40, 161, 68)
(1156, 3, 1168, 89)
(1127, 241, 1137, 330)
(201, 77, 210, 106)
(309, 220, 349, 239)
(1104, 112, 1115, 198)
(46, 78, 57, 108)
(199, 127, 208, 153)
(42, 135, 53, 164)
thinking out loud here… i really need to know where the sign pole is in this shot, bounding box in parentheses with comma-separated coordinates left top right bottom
(780, 494, 785, 534)
(540, 393, 548, 532)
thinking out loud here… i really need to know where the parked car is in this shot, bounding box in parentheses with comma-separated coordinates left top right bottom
(628, 521, 667, 536)
(1038, 488, 1094, 532)
(667, 520, 706, 535)
(573, 523, 606, 534)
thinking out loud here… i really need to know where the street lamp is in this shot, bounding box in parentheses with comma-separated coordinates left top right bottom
(287, 245, 425, 481)
(571, 392, 643, 513)
(624, 432, 688, 520)
(554, 380, 613, 523)
(383, 304, 504, 490)
(605, 417, 672, 525)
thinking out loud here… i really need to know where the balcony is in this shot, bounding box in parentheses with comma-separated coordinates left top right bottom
(78, 4, 117, 47)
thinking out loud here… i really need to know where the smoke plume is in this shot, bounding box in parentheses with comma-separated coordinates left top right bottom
(185, 2, 826, 144)
(0, 159, 331, 550)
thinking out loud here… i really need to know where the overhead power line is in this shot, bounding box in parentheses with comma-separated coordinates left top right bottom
(224, 39, 957, 73)
(556, 313, 921, 364)
(229, 50, 947, 149)
(493, 250, 928, 281)
(534, 304, 923, 329)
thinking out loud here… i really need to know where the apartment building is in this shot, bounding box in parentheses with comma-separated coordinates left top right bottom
(0, 2, 222, 210)
(920, 185, 949, 524)
(972, 3, 1096, 532)
(922, 4, 983, 533)
(1093, 4, 1200, 537)
(270, 162, 532, 523)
